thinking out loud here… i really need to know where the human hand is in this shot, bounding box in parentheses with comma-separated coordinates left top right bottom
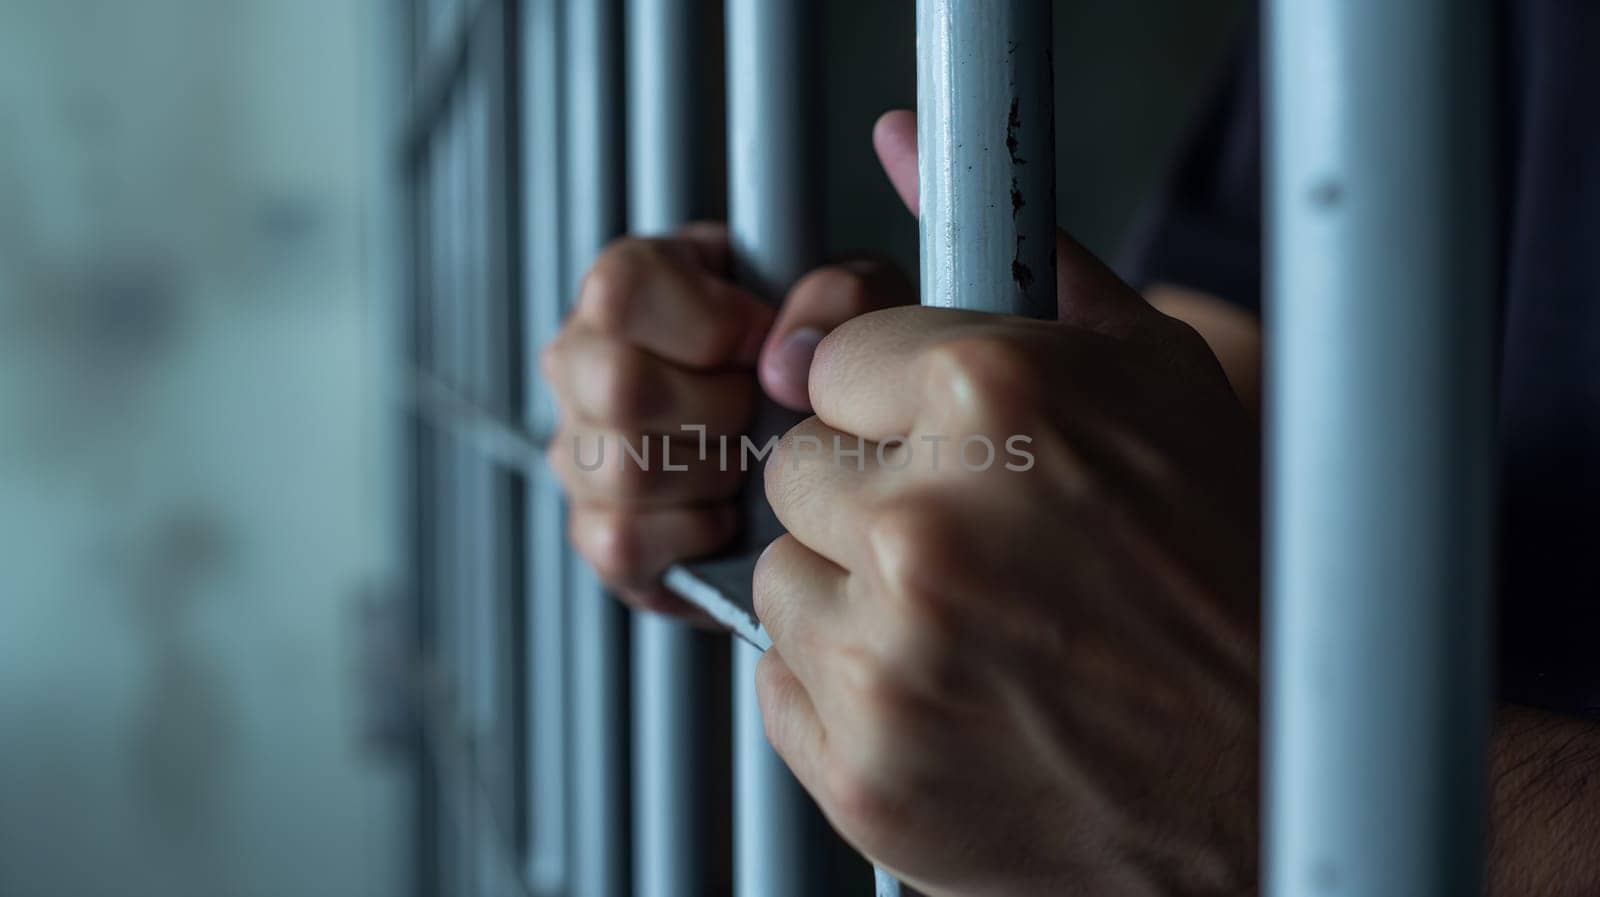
(542, 222, 913, 616)
(754, 110, 1262, 896)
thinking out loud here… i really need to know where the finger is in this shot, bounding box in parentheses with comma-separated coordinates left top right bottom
(753, 533, 848, 691)
(761, 259, 916, 412)
(672, 221, 735, 273)
(569, 503, 740, 590)
(763, 416, 883, 571)
(807, 305, 996, 441)
(755, 650, 827, 798)
(573, 235, 776, 369)
(543, 329, 756, 435)
(550, 425, 745, 508)
(873, 110, 919, 217)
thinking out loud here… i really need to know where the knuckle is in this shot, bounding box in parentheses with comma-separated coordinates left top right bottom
(847, 650, 913, 726)
(597, 446, 655, 497)
(581, 239, 655, 331)
(762, 433, 797, 502)
(753, 655, 785, 724)
(750, 535, 791, 627)
(588, 343, 653, 424)
(754, 653, 802, 749)
(574, 510, 644, 583)
(863, 499, 956, 607)
(822, 752, 908, 839)
(805, 265, 875, 315)
(922, 334, 1042, 414)
(538, 333, 567, 383)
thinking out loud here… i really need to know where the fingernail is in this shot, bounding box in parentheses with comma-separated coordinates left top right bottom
(763, 327, 825, 405)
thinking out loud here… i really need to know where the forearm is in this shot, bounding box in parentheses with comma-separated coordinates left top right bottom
(1489, 705, 1600, 895)
(1145, 284, 1600, 892)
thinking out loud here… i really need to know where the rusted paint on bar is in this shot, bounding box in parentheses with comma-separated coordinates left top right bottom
(917, 0, 1056, 320)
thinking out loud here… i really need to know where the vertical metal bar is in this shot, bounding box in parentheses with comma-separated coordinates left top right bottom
(627, 1, 717, 896)
(725, 3, 831, 896)
(916, 0, 1056, 320)
(1265, 2, 1495, 895)
(906, 4, 1057, 895)
(480, 0, 522, 851)
(448, 93, 479, 897)
(521, 0, 569, 892)
(451, 97, 478, 748)
(466, 62, 498, 744)
(564, 1, 631, 895)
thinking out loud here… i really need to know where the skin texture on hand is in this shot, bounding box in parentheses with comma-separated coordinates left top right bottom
(754, 112, 1262, 897)
(542, 104, 1600, 894)
(1489, 706, 1600, 896)
(541, 222, 913, 617)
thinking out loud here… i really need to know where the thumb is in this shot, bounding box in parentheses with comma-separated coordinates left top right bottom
(760, 258, 916, 411)
(873, 109, 1147, 328)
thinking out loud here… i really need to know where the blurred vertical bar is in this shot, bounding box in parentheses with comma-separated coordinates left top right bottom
(725, 2, 829, 896)
(916, 0, 1056, 320)
(564, 1, 631, 895)
(401, 4, 440, 891)
(627, 1, 718, 895)
(521, 0, 569, 892)
(448, 89, 478, 897)
(480, 2, 524, 885)
(1266, 2, 1495, 895)
(906, 6, 1056, 896)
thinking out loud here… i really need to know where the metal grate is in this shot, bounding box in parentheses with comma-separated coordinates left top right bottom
(397, 2, 1497, 895)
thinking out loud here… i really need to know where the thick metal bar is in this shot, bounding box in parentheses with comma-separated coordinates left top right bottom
(450, 98, 478, 740)
(725, 2, 829, 896)
(520, 0, 568, 891)
(446, 93, 479, 897)
(478, 0, 523, 847)
(626, 1, 719, 895)
(904, 5, 1057, 895)
(916, 0, 1056, 320)
(1265, 2, 1496, 895)
(563, 1, 631, 895)
(465, 62, 498, 744)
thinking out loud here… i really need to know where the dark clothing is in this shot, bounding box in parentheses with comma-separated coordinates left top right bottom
(1130, 5, 1600, 718)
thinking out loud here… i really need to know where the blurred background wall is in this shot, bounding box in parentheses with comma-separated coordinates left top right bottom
(0, 2, 409, 896)
(0, 1, 1242, 896)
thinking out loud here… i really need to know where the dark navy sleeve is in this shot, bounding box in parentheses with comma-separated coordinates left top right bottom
(1124, 22, 1263, 313)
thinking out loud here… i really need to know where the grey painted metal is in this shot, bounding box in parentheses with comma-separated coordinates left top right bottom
(521, 0, 569, 890)
(726, 0, 820, 296)
(663, 558, 769, 651)
(446, 101, 476, 727)
(733, 640, 812, 897)
(626, 1, 718, 895)
(916, 0, 1056, 320)
(1265, 2, 1496, 895)
(564, 1, 631, 895)
(901, 5, 1059, 895)
(725, 2, 830, 896)
(465, 67, 499, 742)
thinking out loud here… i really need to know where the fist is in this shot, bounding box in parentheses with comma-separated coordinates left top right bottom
(541, 222, 912, 615)
(754, 236, 1262, 896)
